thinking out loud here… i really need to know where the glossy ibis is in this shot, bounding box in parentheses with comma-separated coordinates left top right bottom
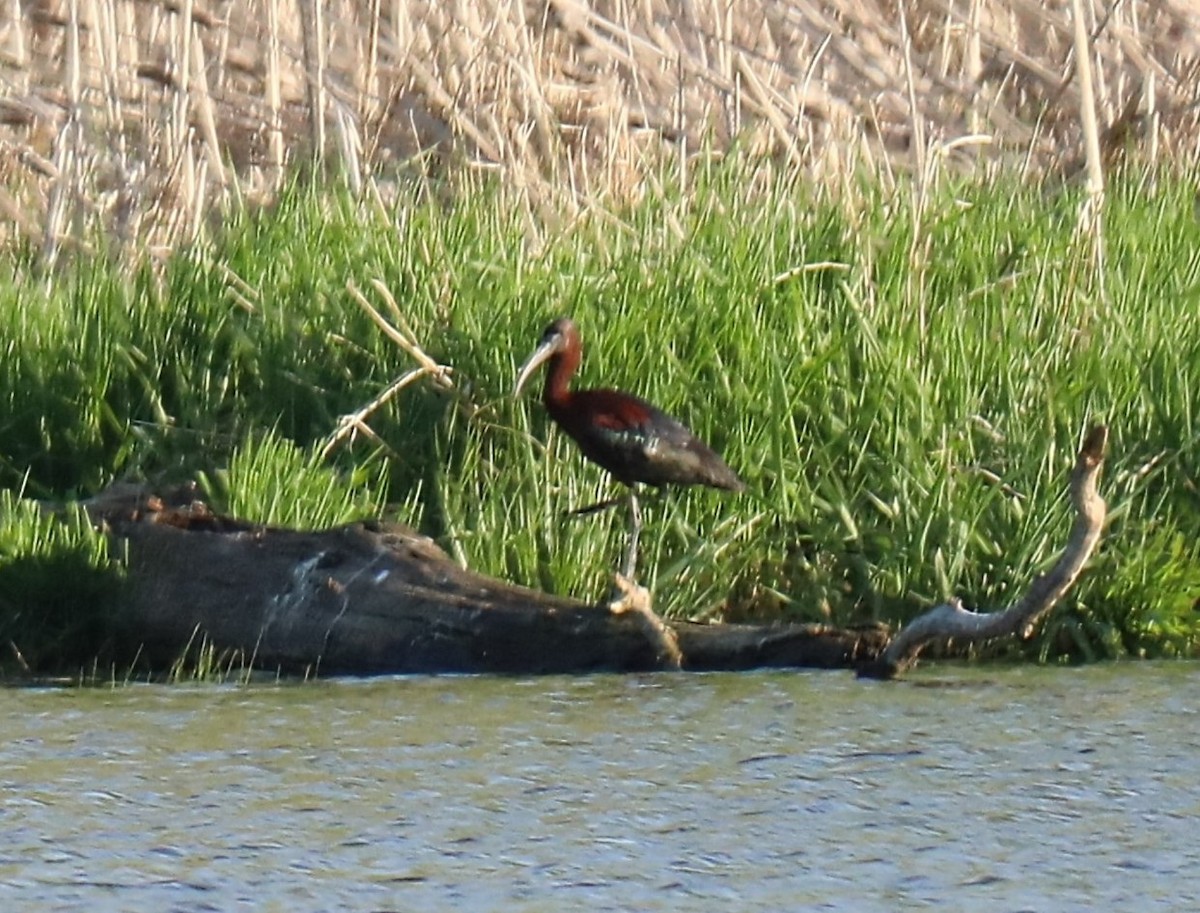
(513, 317, 745, 580)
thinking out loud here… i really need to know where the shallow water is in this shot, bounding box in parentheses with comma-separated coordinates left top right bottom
(2, 663, 1198, 912)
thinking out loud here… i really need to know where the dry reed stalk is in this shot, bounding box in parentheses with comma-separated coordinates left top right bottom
(508, 0, 557, 166)
(966, 0, 983, 133)
(898, 4, 927, 201)
(1122, 0, 1157, 171)
(189, 19, 227, 189)
(87, 0, 112, 129)
(390, 0, 407, 59)
(3, 0, 1200, 264)
(265, 0, 284, 180)
(6, 0, 28, 81)
(115, 0, 139, 107)
(187, 154, 209, 240)
(734, 54, 801, 162)
(42, 0, 84, 267)
(172, 0, 193, 143)
(300, 0, 328, 161)
(1131, 4, 1158, 169)
(212, 0, 233, 94)
(157, 0, 198, 250)
(333, 100, 363, 195)
(92, 0, 141, 248)
(409, 55, 500, 163)
(1087, 0, 1113, 120)
(40, 131, 72, 267)
(1069, 0, 1106, 283)
(361, 0, 382, 126)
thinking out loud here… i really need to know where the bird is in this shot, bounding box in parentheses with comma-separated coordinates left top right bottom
(513, 316, 745, 581)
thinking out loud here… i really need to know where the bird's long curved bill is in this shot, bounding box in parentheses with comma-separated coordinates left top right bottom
(512, 341, 556, 397)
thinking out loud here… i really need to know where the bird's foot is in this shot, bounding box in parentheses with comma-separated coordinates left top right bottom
(606, 574, 682, 671)
(607, 573, 651, 615)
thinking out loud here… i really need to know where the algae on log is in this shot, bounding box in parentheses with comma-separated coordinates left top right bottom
(87, 487, 886, 676)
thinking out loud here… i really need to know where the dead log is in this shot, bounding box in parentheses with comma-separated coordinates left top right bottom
(858, 424, 1109, 680)
(81, 423, 1105, 679)
(88, 486, 886, 676)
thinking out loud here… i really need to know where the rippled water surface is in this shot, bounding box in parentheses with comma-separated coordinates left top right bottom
(2, 663, 1199, 911)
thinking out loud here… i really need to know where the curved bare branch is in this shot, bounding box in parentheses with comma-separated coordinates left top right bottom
(859, 425, 1109, 680)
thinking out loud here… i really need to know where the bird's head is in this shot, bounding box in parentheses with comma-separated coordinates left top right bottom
(513, 317, 580, 397)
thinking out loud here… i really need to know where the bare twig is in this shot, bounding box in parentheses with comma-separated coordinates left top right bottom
(349, 280, 453, 391)
(320, 280, 455, 458)
(319, 365, 437, 459)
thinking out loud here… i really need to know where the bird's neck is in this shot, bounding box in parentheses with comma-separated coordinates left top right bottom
(542, 350, 579, 411)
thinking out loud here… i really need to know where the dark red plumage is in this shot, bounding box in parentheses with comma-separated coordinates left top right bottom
(514, 317, 745, 492)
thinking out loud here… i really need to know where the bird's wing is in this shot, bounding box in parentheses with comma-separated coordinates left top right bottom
(572, 389, 690, 440)
(561, 390, 741, 489)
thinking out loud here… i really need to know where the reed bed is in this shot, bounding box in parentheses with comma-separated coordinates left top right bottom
(1, 1, 1198, 258)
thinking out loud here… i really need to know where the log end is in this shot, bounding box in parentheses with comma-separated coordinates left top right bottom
(1081, 424, 1108, 466)
(855, 658, 901, 680)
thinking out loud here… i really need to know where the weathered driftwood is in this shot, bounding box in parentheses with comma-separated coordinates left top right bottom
(858, 425, 1109, 680)
(86, 486, 886, 676)
(83, 423, 1106, 679)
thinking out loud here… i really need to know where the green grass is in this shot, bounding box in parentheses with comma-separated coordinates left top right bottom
(0, 490, 126, 675)
(197, 430, 392, 530)
(3, 159, 1200, 671)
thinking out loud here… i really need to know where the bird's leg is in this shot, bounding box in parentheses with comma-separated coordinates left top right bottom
(565, 496, 623, 518)
(608, 491, 682, 668)
(621, 488, 642, 581)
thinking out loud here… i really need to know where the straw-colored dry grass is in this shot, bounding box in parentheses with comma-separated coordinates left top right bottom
(2, 0, 1198, 257)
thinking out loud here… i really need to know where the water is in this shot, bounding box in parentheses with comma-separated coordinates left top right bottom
(2, 663, 1198, 912)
